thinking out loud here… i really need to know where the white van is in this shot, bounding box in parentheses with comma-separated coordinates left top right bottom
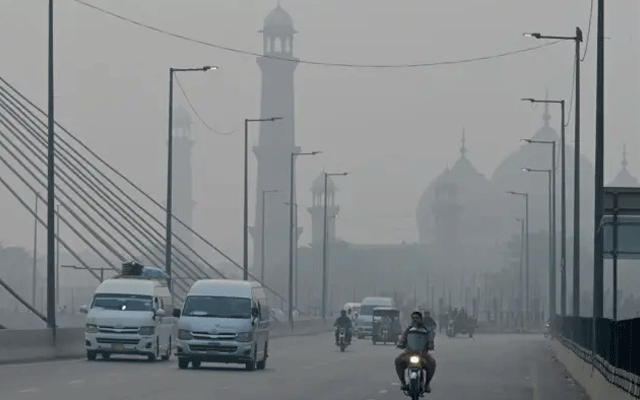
(80, 276, 174, 361)
(355, 297, 395, 338)
(173, 279, 269, 371)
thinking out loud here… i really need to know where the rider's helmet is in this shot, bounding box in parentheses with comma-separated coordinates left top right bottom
(347, 308, 352, 314)
(340, 309, 347, 316)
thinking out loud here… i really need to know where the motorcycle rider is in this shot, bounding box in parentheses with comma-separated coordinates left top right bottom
(422, 311, 437, 350)
(334, 310, 353, 345)
(395, 311, 437, 393)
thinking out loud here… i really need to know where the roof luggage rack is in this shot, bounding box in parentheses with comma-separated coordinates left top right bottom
(113, 261, 170, 282)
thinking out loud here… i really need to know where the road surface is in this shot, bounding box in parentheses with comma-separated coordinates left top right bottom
(0, 333, 588, 400)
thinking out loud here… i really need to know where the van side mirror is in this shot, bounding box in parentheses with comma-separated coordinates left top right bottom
(172, 308, 181, 318)
(155, 309, 166, 317)
(252, 307, 259, 318)
(79, 305, 88, 314)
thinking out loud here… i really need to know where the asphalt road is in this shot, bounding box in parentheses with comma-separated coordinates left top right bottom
(0, 333, 589, 400)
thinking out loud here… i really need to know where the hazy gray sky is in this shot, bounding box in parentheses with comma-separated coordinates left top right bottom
(0, 0, 638, 263)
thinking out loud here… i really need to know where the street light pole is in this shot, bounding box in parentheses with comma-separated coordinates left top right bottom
(166, 65, 217, 291)
(523, 167, 554, 321)
(508, 191, 530, 327)
(524, 28, 582, 317)
(243, 117, 282, 281)
(516, 218, 525, 328)
(56, 205, 60, 308)
(260, 190, 279, 284)
(321, 172, 349, 323)
(46, 0, 56, 333)
(289, 151, 320, 328)
(521, 99, 566, 317)
(33, 194, 39, 308)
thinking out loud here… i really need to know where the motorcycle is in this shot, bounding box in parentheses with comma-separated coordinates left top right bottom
(337, 327, 350, 352)
(381, 326, 390, 344)
(400, 326, 431, 399)
(543, 321, 551, 338)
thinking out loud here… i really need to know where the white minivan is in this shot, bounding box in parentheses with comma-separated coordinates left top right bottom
(355, 296, 395, 338)
(173, 279, 269, 371)
(80, 276, 175, 361)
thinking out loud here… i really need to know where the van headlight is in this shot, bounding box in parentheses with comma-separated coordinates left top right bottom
(139, 326, 155, 336)
(237, 332, 253, 342)
(85, 324, 98, 334)
(178, 329, 193, 340)
(410, 356, 421, 364)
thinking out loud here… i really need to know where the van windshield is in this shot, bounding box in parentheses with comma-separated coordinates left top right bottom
(183, 296, 251, 319)
(359, 305, 380, 315)
(91, 294, 153, 311)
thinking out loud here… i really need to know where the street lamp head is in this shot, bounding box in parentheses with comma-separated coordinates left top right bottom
(311, 151, 322, 155)
(523, 32, 541, 39)
(270, 117, 283, 121)
(521, 98, 535, 103)
(521, 139, 532, 144)
(203, 66, 218, 71)
(522, 167, 531, 172)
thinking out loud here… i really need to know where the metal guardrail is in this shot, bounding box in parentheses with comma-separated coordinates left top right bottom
(553, 315, 640, 398)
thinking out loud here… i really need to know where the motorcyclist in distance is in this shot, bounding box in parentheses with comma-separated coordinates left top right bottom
(334, 310, 353, 345)
(395, 311, 437, 393)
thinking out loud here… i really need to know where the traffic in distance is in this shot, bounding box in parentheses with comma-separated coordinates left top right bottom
(79, 261, 444, 399)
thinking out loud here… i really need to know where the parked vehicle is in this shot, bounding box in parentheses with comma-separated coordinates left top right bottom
(174, 279, 269, 371)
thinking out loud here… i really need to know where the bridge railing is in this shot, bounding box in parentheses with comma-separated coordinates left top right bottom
(553, 315, 640, 398)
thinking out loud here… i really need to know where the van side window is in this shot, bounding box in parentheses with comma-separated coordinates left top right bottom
(154, 298, 159, 310)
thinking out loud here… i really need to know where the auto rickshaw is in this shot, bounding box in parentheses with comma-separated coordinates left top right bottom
(371, 307, 401, 345)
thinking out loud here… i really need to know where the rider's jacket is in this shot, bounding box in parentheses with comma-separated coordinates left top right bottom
(334, 315, 353, 328)
(397, 322, 430, 353)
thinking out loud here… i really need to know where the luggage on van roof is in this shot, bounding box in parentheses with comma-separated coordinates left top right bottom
(118, 261, 170, 281)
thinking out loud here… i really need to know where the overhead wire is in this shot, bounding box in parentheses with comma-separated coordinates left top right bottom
(580, 0, 595, 62)
(0, 76, 308, 312)
(72, 0, 563, 69)
(0, 85, 212, 296)
(174, 75, 235, 136)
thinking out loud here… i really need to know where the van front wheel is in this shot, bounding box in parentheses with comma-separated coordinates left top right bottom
(178, 358, 189, 369)
(246, 348, 258, 371)
(257, 342, 267, 370)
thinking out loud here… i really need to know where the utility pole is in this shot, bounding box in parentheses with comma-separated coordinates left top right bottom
(33, 194, 39, 308)
(46, 0, 56, 334)
(593, 0, 605, 320)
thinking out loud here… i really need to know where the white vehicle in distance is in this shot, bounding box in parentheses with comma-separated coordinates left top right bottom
(173, 279, 269, 371)
(355, 297, 395, 338)
(80, 262, 175, 362)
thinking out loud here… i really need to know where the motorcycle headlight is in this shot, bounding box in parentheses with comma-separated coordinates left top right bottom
(410, 356, 421, 364)
(237, 332, 253, 342)
(139, 326, 155, 336)
(85, 324, 98, 334)
(178, 329, 193, 340)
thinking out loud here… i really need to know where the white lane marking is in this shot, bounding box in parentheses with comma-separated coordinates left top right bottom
(391, 382, 400, 386)
(379, 389, 389, 394)
(18, 388, 39, 393)
(1, 359, 82, 369)
(69, 379, 84, 385)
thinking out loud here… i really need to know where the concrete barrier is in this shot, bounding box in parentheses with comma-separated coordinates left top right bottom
(0, 319, 331, 365)
(551, 339, 636, 400)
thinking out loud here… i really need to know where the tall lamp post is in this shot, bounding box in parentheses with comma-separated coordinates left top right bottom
(508, 191, 530, 327)
(524, 28, 582, 316)
(243, 117, 283, 281)
(166, 65, 217, 291)
(289, 151, 321, 327)
(522, 98, 566, 317)
(33, 193, 39, 308)
(260, 190, 279, 284)
(322, 172, 349, 323)
(522, 167, 555, 323)
(515, 218, 525, 328)
(46, 0, 56, 333)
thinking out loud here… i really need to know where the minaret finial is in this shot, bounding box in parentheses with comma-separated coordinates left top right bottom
(460, 127, 468, 158)
(543, 88, 551, 125)
(622, 143, 628, 170)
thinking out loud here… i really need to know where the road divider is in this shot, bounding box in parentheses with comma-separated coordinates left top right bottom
(0, 319, 331, 365)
